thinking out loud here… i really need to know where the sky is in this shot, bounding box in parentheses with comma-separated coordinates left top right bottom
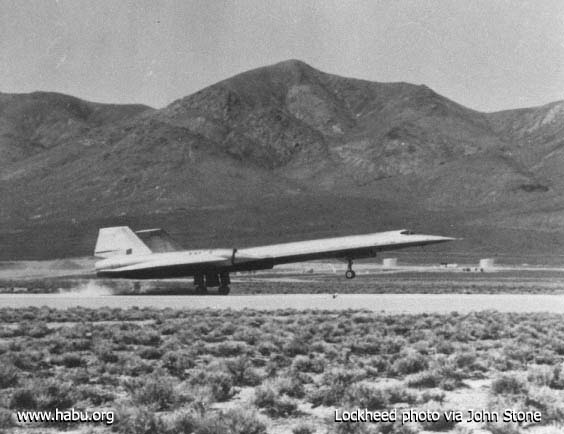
(1, 0, 563, 112)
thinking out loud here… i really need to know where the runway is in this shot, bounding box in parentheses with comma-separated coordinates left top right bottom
(2, 293, 564, 313)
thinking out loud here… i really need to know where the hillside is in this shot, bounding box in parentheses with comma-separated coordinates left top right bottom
(0, 91, 151, 167)
(1, 60, 564, 262)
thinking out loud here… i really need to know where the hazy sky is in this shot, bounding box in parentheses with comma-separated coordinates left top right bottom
(1, 0, 563, 111)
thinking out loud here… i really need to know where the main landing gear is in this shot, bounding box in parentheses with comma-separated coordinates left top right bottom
(194, 272, 231, 295)
(345, 259, 356, 279)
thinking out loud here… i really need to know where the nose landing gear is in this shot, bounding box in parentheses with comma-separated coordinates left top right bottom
(345, 259, 356, 279)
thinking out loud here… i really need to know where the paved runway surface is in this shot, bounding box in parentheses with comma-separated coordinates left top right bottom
(2, 293, 564, 313)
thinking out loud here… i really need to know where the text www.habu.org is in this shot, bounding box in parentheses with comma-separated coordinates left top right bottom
(16, 408, 114, 425)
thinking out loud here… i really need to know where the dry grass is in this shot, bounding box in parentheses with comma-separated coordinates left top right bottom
(1, 307, 564, 432)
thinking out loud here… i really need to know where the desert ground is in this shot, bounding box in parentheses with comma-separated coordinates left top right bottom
(2, 307, 564, 434)
(2, 259, 564, 295)
(1, 263, 564, 434)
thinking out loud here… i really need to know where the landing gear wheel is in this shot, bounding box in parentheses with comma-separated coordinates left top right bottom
(195, 285, 208, 294)
(345, 258, 356, 279)
(218, 272, 230, 294)
(193, 274, 207, 294)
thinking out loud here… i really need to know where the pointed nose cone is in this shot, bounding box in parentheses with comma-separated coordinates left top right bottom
(430, 235, 458, 243)
(415, 234, 459, 245)
(436, 235, 459, 242)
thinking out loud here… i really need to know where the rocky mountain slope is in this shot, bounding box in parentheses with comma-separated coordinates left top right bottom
(1, 60, 563, 261)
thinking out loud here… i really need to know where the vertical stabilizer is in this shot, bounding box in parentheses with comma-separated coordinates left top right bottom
(94, 226, 152, 258)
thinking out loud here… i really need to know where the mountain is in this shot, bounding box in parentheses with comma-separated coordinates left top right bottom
(1, 60, 564, 262)
(0, 91, 151, 167)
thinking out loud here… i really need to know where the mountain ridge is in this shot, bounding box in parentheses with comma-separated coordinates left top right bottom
(1, 60, 563, 260)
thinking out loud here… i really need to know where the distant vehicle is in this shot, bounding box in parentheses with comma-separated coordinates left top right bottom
(94, 227, 455, 294)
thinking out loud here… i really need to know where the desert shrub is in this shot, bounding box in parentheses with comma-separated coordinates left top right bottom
(225, 356, 262, 386)
(65, 338, 92, 352)
(213, 408, 267, 434)
(417, 390, 446, 405)
(162, 350, 195, 377)
(309, 383, 344, 407)
(6, 350, 41, 371)
(385, 385, 417, 405)
(0, 407, 12, 429)
(406, 370, 441, 388)
(98, 348, 119, 363)
(364, 355, 390, 376)
(533, 349, 557, 365)
(167, 407, 266, 434)
(0, 363, 18, 388)
(275, 375, 305, 399)
(27, 322, 52, 338)
(159, 322, 179, 336)
(210, 341, 248, 357)
(293, 370, 314, 383)
(9, 387, 36, 409)
(254, 384, 298, 417)
(120, 354, 154, 377)
(35, 379, 74, 410)
(219, 321, 236, 336)
(452, 350, 477, 370)
(432, 360, 466, 391)
(526, 387, 564, 424)
(115, 405, 166, 434)
(13, 320, 46, 339)
(380, 336, 407, 355)
(73, 385, 115, 406)
(345, 382, 389, 409)
(269, 353, 292, 369)
(61, 352, 86, 368)
(349, 338, 381, 356)
(201, 371, 235, 402)
(114, 328, 161, 346)
(233, 328, 261, 345)
(434, 339, 455, 355)
(527, 365, 554, 387)
(11, 379, 74, 410)
(491, 374, 528, 395)
(548, 364, 564, 389)
(68, 368, 91, 385)
(139, 347, 164, 360)
(282, 337, 310, 357)
(264, 360, 280, 378)
(129, 374, 178, 410)
(392, 350, 428, 376)
(552, 339, 564, 355)
(94, 340, 119, 363)
(292, 422, 314, 434)
(165, 408, 213, 434)
(291, 354, 326, 374)
(309, 368, 366, 407)
(502, 344, 533, 366)
(257, 342, 278, 356)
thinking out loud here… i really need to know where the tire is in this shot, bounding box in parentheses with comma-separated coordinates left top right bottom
(345, 270, 356, 279)
(218, 285, 230, 295)
(195, 285, 208, 294)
